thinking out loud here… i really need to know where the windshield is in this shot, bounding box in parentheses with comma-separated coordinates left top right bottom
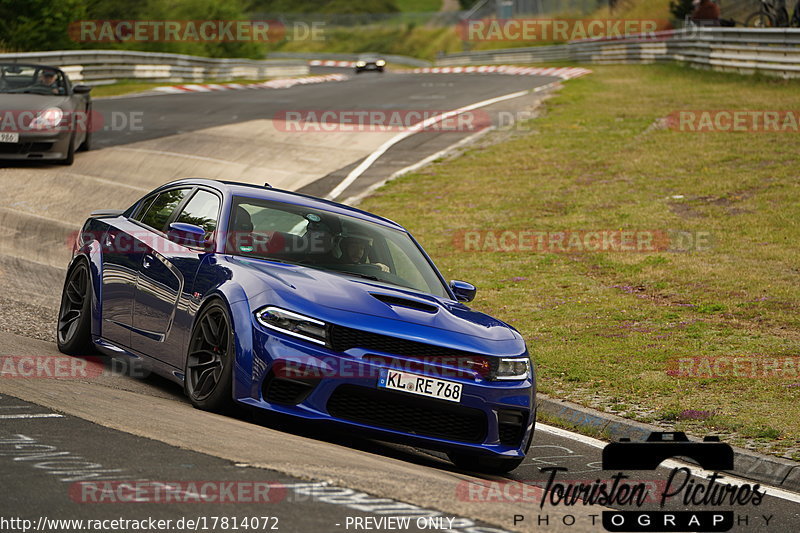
(225, 196, 449, 298)
(0, 64, 67, 95)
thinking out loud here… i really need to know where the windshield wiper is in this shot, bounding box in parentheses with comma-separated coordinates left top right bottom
(340, 272, 381, 281)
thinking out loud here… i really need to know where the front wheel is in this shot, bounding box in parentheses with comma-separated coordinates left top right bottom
(56, 260, 93, 354)
(78, 106, 92, 152)
(745, 11, 774, 27)
(59, 133, 75, 165)
(184, 300, 236, 412)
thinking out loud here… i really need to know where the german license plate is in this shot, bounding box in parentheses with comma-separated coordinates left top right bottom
(378, 368, 462, 402)
(0, 132, 19, 143)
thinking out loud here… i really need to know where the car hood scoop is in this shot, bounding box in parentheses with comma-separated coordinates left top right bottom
(370, 293, 438, 313)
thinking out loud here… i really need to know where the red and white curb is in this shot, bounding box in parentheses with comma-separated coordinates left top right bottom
(412, 65, 591, 80)
(309, 60, 356, 68)
(152, 73, 349, 94)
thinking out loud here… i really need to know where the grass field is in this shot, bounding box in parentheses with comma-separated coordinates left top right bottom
(360, 64, 800, 458)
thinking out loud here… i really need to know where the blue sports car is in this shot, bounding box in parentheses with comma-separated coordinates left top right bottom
(57, 179, 535, 473)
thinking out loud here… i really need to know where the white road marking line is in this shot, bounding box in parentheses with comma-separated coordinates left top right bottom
(337, 80, 560, 204)
(537, 423, 800, 504)
(0, 406, 32, 409)
(325, 89, 533, 200)
(0, 413, 65, 419)
(342, 126, 492, 206)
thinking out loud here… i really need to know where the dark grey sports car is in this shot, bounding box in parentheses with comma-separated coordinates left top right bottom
(0, 63, 92, 165)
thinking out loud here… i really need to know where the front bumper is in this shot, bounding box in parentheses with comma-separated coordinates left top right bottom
(0, 131, 71, 161)
(236, 322, 536, 458)
(355, 64, 384, 72)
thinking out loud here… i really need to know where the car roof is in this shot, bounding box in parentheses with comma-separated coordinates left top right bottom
(154, 178, 406, 231)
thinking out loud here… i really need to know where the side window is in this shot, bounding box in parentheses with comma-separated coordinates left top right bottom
(175, 190, 220, 234)
(131, 195, 157, 222)
(138, 189, 190, 232)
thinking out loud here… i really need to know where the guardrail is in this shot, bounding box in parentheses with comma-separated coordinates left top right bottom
(437, 27, 800, 78)
(267, 51, 432, 67)
(0, 50, 309, 85)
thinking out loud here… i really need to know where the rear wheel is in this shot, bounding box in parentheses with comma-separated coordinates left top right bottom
(56, 260, 93, 354)
(184, 300, 235, 412)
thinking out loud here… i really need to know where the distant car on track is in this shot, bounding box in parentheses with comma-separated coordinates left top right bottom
(355, 55, 385, 74)
(0, 63, 92, 165)
(57, 179, 536, 473)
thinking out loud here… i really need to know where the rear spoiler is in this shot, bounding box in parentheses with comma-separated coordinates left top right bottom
(90, 209, 124, 218)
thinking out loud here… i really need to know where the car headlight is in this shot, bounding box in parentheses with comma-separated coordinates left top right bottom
(376, 60, 386, 66)
(255, 306, 327, 345)
(356, 61, 366, 67)
(491, 357, 531, 381)
(30, 108, 64, 130)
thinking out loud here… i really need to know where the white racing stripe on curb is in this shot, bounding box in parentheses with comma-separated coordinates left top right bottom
(0, 413, 65, 419)
(309, 60, 356, 68)
(537, 423, 800, 504)
(413, 65, 592, 81)
(147, 74, 349, 95)
(325, 89, 532, 200)
(330, 80, 561, 201)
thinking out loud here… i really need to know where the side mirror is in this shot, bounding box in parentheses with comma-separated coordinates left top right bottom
(73, 85, 92, 94)
(168, 222, 207, 248)
(450, 280, 476, 303)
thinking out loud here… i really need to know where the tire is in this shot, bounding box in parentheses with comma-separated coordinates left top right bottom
(59, 133, 75, 165)
(745, 12, 773, 27)
(184, 300, 236, 412)
(78, 106, 92, 152)
(56, 259, 93, 354)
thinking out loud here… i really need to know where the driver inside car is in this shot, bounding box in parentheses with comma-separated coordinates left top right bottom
(340, 234, 390, 272)
(35, 69, 61, 94)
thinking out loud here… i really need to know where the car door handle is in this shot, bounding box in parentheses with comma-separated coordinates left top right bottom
(142, 254, 154, 269)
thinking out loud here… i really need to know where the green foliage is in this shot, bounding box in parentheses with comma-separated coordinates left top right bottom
(126, 0, 265, 58)
(0, 0, 87, 51)
(669, 0, 695, 19)
(1, 0, 267, 57)
(245, 0, 399, 14)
